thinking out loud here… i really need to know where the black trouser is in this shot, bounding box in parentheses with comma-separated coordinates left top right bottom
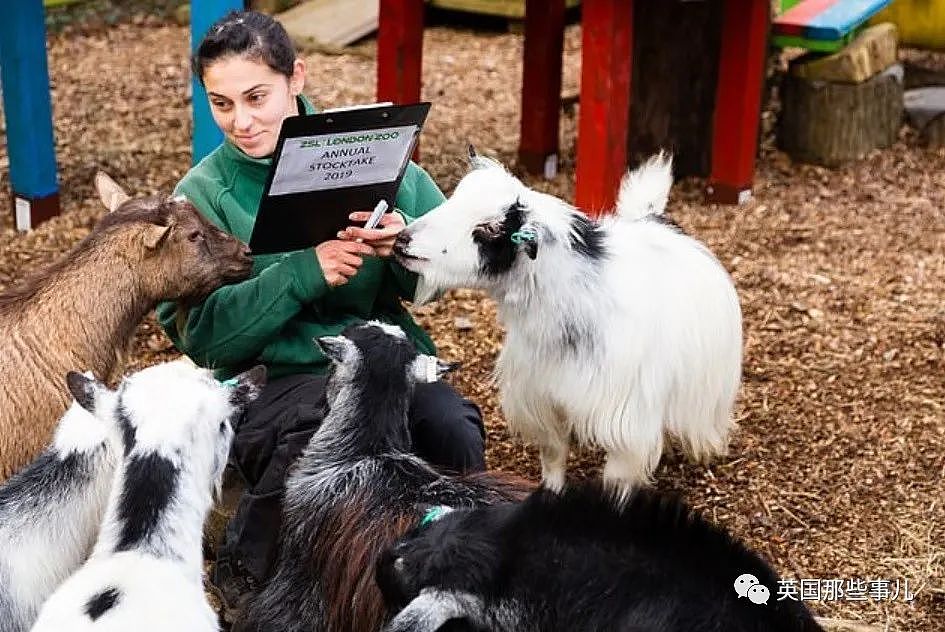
(217, 373, 486, 585)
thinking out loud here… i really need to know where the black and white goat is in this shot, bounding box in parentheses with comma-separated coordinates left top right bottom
(377, 482, 824, 632)
(238, 321, 530, 632)
(0, 375, 121, 632)
(29, 360, 265, 632)
(394, 151, 742, 492)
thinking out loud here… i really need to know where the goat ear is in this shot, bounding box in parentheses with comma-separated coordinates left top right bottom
(66, 371, 103, 413)
(94, 171, 131, 212)
(230, 365, 268, 408)
(315, 335, 353, 364)
(410, 356, 458, 384)
(385, 590, 483, 632)
(466, 144, 497, 172)
(142, 224, 172, 250)
(467, 144, 479, 166)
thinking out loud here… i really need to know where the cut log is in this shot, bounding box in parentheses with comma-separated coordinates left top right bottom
(790, 22, 898, 84)
(778, 63, 904, 167)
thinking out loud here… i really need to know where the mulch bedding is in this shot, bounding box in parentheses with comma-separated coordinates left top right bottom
(0, 19, 942, 631)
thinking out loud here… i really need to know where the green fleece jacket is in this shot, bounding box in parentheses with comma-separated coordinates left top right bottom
(157, 96, 443, 379)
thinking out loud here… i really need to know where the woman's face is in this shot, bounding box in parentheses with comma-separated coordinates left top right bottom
(203, 55, 305, 158)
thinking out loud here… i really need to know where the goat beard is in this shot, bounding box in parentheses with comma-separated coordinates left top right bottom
(414, 276, 439, 306)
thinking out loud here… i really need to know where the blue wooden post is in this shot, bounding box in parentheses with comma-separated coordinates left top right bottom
(191, 0, 245, 164)
(0, 0, 60, 231)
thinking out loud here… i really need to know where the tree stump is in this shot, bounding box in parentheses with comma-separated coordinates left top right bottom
(778, 64, 904, 167)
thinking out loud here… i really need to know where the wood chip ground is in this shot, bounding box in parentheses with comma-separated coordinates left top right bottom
(0, 21, 942, 631)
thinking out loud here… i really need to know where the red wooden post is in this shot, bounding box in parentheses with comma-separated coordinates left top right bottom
(519, 0, 566, 178)
(377, 0, 424, 104)
(377, 0, 425, 157)
(706, 0, 770, 204)
(575, 0, 633, 217)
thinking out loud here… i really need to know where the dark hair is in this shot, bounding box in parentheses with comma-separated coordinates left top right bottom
(192, 10, 296, 84)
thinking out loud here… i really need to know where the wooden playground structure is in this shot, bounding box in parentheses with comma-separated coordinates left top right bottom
(4, 0, 900, 227)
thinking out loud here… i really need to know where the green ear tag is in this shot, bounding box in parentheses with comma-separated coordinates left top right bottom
(220, 378, 239, 388)
(420, 505, 452, 527)
(510, 229, 537, 245)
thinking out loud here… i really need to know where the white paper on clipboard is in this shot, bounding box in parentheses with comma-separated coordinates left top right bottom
(269, 124, 419, 196)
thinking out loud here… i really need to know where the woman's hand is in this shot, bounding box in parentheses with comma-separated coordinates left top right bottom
(315, 240, 375, 287)
(338, 211, 406, 258)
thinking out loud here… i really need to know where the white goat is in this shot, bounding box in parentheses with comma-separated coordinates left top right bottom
(29, 361, 265, 632)
(0, 376, 120, 632)
(393, 150, 742, 492)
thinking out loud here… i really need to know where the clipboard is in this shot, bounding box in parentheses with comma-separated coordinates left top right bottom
(249, 102, 432, 254)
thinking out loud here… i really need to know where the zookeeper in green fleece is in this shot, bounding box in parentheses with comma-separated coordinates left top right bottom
(156, 10, 486, 620)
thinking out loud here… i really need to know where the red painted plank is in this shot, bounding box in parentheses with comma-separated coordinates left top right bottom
(707, 0, 770, 204)
(519, 0, 566, 177)
(377, 0, 425, 157)
(575, 0, 633, 217)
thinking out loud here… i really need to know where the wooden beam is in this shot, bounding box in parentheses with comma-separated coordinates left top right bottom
(0, 0, 60, 231)
(706, 0, 769, 204)
(519, 0, 566, 178)
(575, 0, 633, 217)
(377, 0, 424, 104)
(191, 0, 246, 164)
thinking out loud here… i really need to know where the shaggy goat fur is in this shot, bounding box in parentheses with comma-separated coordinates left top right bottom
(29, 361, 265, 632)
(0, 379, 121, 632)
(0, 173, 252, 479)
(237, 322, 530, 632)
(377, 482, 824, 632)
(394, 151, 742, 492)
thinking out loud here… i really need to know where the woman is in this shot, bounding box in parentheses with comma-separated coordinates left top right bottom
(156, 10, 486, 616)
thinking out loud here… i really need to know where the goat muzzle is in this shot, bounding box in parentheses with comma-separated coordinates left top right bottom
(393, 231, 411, 254)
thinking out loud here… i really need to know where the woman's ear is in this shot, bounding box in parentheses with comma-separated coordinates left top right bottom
(290, 58, 306, 96)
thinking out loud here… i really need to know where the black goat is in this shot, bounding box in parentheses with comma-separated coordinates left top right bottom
(377, 482, 825, 632)
(237, 321, 531, 632)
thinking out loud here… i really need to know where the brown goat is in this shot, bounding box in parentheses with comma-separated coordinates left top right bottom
(0, 173, 252, 479)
